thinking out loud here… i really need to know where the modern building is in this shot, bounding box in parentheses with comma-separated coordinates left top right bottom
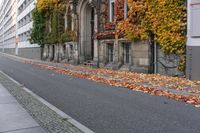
(187, 0, 200, 80)
(0, 0, 17, 54)
(0, 0, 40, 59)
(17, 0, 40, 59)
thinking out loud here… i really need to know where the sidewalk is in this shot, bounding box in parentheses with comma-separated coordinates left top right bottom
(0, 84, 45, 133)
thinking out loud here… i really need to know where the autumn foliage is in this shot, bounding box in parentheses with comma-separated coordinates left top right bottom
(30, 0, 73, 47)
(20, 59, 200, 108)
(118, 0, 148, 40)
(36, 0, 66, 12)
(115, 0, 125, 21)
(118, 0, 186, 71)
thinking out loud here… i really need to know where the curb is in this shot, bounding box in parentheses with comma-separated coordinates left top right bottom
(0, 71, 94, 133)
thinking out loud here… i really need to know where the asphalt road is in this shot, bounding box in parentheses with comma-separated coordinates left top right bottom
(0, 55, 200, 133)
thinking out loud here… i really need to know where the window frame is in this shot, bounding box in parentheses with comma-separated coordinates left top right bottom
(109, 0, 115, 22)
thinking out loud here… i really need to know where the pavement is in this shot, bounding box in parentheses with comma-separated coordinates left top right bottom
(1, 54, 200, 133)
(0, 83, 45, 133)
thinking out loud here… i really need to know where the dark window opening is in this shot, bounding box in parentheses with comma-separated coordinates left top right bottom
(107, 43, 114, 62)
(123, 43, 130, 64)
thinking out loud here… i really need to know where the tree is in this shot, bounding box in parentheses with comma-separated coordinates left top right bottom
(118, 0, 186, 72)
(30, 9, 46, 47)
(30, 0, 73, 45)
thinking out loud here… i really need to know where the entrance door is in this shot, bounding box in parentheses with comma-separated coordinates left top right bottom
(107, 43, 114, 63)
(123, 43, 130, 64)
(80, 3, 95, 61)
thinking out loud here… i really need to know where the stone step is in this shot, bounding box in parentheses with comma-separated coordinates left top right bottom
(105, 63, 114, 69)
(83, 60, 96, 67)
(120, 65, 129, 71)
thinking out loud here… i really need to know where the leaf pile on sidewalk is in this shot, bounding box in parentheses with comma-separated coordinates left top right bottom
(22, 60, 200, 108)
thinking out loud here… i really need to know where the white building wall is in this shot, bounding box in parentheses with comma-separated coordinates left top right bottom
(0, 0, 17, 51)
(187, 0, 200, 46)
(0, 0, 40, 59)
(17, 0, 38, 49)
(186, 0, 200, 80)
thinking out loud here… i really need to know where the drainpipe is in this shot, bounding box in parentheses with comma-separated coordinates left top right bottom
(154, 41, 157, 73)
(97, 0, 101, 68)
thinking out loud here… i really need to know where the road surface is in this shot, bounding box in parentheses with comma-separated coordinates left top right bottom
(0, 55, 200, 133)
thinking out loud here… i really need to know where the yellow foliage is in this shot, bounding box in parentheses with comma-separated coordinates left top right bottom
(118, 0, 186, 71)
(146, 0, 186, 55)
(36, 0, 67, 11)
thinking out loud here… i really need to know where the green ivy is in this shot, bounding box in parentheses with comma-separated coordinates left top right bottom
(30, 0, 74, 47)
(30, 9, 46, 47)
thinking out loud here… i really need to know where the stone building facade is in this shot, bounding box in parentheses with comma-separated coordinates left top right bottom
(43, 0, 152, 73)
(0, 0, 184, 75)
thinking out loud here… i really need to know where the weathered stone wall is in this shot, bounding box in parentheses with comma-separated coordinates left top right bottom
(130, 41, 150, 73)
(157, 48, 183, 76)
(98, 40, 150, 73)
(43, 43, 78, 64)
(99, 0, 109, 32)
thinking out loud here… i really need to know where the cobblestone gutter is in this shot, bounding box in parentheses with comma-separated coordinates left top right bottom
(0, 72, 83, 133)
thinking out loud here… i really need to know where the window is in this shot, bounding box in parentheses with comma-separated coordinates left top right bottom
(124, 0, 128, 19)
(109, 0, 115, 22)
(122, 43, 130, 64)
(107, 43, 114, 62)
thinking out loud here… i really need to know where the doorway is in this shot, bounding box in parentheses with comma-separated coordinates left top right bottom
(80, 2, 95, 61)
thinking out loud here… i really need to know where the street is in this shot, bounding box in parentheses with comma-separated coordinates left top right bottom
(0, 55, 200, 133)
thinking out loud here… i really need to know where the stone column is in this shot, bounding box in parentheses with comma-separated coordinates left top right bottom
(130, 42, 134, 66)
(93, 11, 98, 62)
(73, 42, 79, 64)
(58, 44, 63, 62)
(113, 36, 120, 70)
(42, 45, 47, 60)
(54, 44, 61, 62)
(48, 45, 53, 61)
(99, 42, 106, 67)
(118, 42, 123, 65)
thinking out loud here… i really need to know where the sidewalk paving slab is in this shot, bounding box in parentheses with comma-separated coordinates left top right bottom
(0, 84, 45, 133)
(0, 90, 17, 104)
(5, 127, 45, 133)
